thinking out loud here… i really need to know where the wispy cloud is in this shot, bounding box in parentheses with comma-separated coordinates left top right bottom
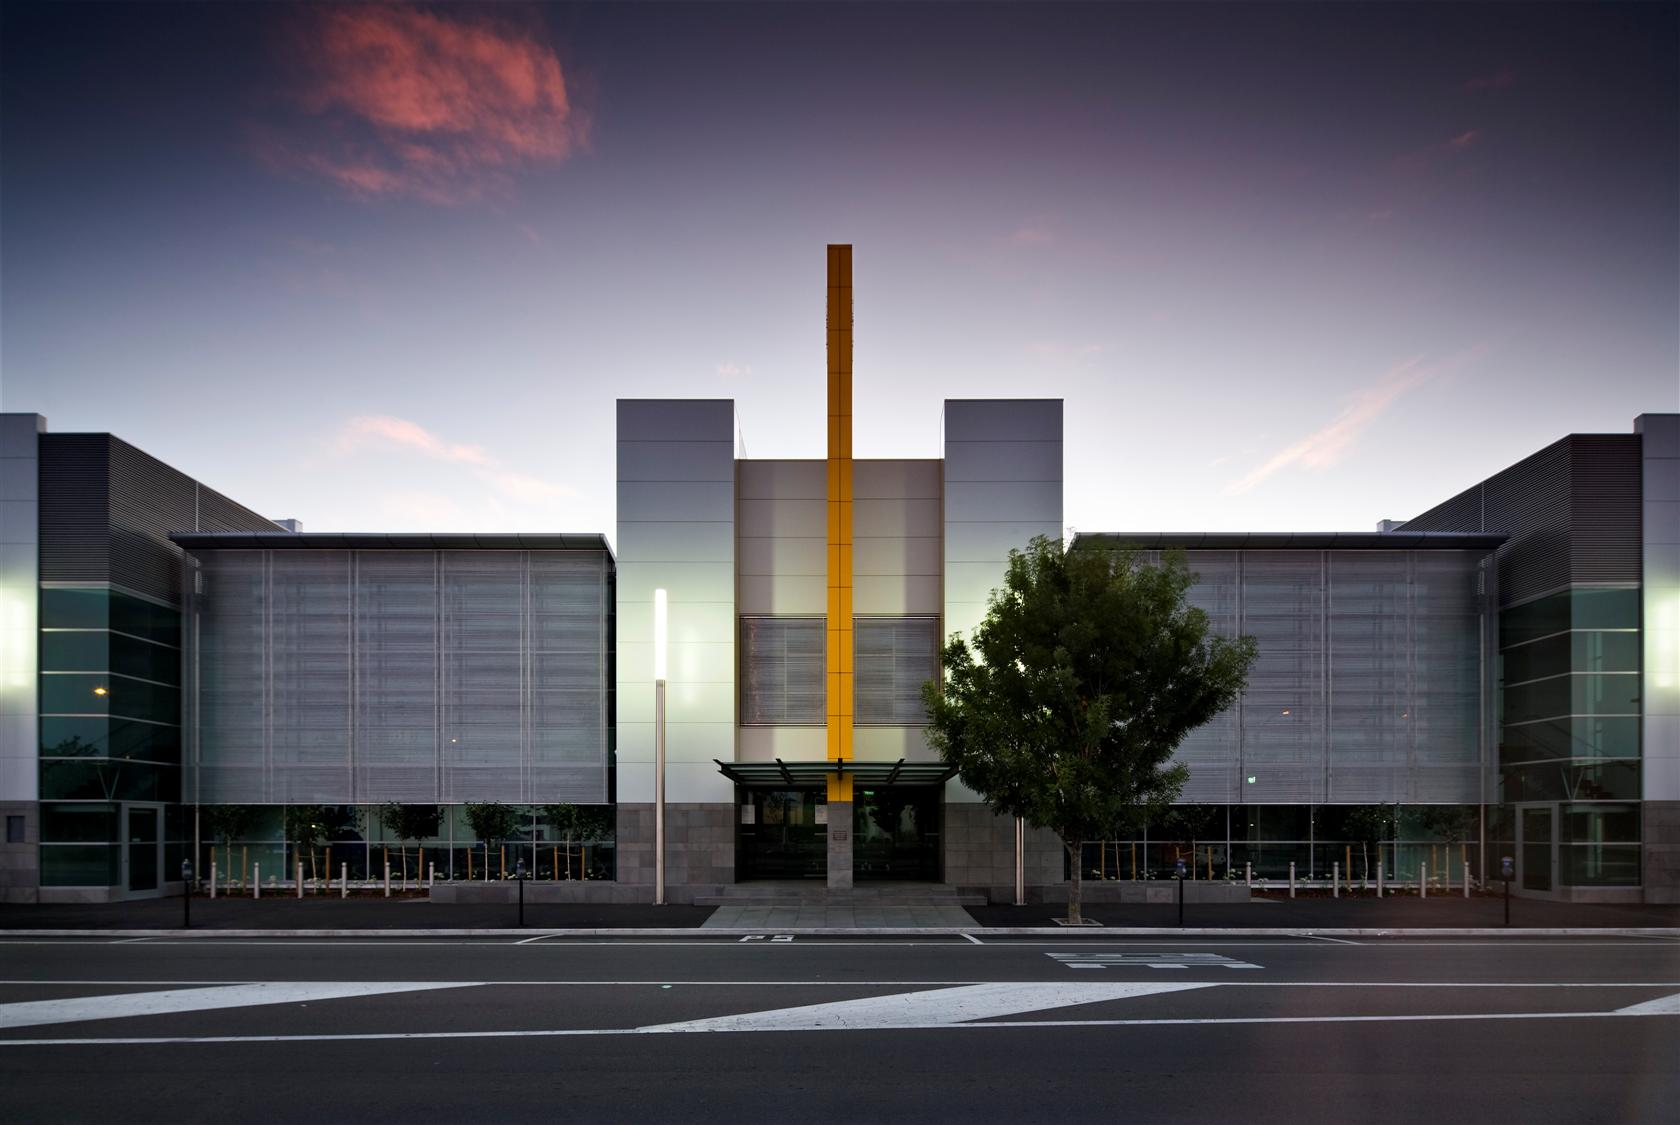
(337, 414, 575, 505)
(261, 5, 587, 205)
(1006, 217, 1055, 247)
(716, 361, 752, 378)
(1445, 128, 1482, 151)
(1225, 349, 1481, 495)
(1463, 67, 1516, 93)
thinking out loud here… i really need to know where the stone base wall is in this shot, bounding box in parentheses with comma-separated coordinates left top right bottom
(942, 803, 1062, 902)
(1643, 801, 1680, 904)
(615, 802, 734, 904)
(0, 801, 38, 904)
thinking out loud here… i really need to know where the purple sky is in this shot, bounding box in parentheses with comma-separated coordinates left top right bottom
(2, 2, 1675, 541)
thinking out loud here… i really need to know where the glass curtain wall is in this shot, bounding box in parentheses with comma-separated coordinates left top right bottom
(38, 586, 186, 886)
(1497, 586, 1642, 887)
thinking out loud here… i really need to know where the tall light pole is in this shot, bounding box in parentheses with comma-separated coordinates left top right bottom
(653, 588, 668, 906)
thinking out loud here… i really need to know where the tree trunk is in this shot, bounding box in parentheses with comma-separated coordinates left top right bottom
(1065, 839, 1084, 924)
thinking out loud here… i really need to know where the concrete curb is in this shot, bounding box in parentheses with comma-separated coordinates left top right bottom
(3, 927, 1676, 939)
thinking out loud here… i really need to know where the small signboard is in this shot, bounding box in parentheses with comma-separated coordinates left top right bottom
(814, 806, 828, 825)
(740, 805, 756, 825)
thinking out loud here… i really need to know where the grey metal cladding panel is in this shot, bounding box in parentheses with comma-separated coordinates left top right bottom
(737, 460, 826, 499)
(943, 400, 1063, 443)
(943, 440, 1061, 484)
(1569, 436, 1642, 584)
(617, 440, 735, 483)
(195, 485, 279, 534)
(37, 434, 110, 584)
(1402, 484, 1484, 534)
(853, 460, 941, 499)
(617, 399, 735, 443)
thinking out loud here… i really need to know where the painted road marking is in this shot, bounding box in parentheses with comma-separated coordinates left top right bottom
(0, 981, 477, 1031)
(635, 982, 1213, 1033)
(1050, 952, 1262, 970)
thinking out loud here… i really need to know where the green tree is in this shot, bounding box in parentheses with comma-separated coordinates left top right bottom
(378, 804, 441, 882)
(464, 802, 521, 877)
(200, 804, 259, 846)
(922, 536, 1257, 923)
(1340, 804, 1397, 884)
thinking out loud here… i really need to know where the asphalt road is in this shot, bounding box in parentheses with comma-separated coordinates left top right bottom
(2, 935, 1676, 1124)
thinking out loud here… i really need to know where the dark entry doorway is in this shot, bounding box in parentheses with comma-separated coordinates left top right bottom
(853, 787, 940, 881)
(737, 788, 827, 880)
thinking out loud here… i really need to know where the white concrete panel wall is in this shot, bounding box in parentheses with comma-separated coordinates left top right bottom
(0, 415, 42, 801)
(854, 459, 942, 615)
(617, 401, 736, 805)
(1639, 414, 1680, 802)
(737, 460, 825, 615)
(943, 400, 1063, 801)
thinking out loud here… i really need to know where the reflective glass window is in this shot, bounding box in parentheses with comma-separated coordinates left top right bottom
(39, 844, 121, 886)
(40, 588, 108, 629)
(41, 803, 118, 843)
(39, 760, 180, 802)
(1571, 588, 1639, 630)
(1500, 760, 1639, 802)
(39, 631, 108, 671)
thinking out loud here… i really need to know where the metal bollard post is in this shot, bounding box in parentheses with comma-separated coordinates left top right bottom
(1420, 862, 1427, 899)
(1245, 862, 1252, 888)
(1463, 860, 1471, 899)
(210, 862, 217, 900)
(429, 862, 435, 889)
(384, 864, 391, 898)
(1332, 861, 1339, 898)
(297, 861, 304, 899)
(341, 863, 348, 899)
(1376, 860, 1384, 898)
(1288, 862, 1296, 898)
(253, 862, 261, 899)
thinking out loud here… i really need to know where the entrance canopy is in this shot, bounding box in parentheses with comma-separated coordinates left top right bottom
(715, 759, 956, 789)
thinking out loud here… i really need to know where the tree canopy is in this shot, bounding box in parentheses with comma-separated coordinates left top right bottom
(922, 536, 1257, 922)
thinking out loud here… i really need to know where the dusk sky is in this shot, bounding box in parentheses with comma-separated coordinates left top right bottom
(2, 2, 1675, 542)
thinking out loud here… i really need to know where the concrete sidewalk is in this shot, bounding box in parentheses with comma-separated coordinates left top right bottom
(0, 896, 715, 931)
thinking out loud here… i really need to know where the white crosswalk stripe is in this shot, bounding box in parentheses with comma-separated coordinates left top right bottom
(0, 981, 478, 1031)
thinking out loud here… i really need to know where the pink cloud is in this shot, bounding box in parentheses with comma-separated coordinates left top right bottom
(337, 415, 576, 505)
(267, 5, 587, 204)
(1445, 129, 1482, 151)
(1464, 68, 1516, 93)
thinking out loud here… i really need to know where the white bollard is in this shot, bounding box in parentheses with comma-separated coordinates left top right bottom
(384, 863, 391, 898)
(1332, 861, 1339, 898)
(1245, 862, 1252, 888)
(429, 862, 435, 889)
(209, 862, 217, 900)
(296, 861, 304, 899)
(1376, 860, 1384, 898)
(253, 862, 261, 899)
(1288, 862, 1296, 898)
(1463, 860, 1471, 899)
(341, 862, 348, 899)
(1420, 862, 1427, 899)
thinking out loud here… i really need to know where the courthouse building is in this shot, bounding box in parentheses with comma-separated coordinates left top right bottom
(0, 245, 1673, 904)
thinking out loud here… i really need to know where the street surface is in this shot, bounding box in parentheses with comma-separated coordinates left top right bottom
(1, 935, 1675, 1123)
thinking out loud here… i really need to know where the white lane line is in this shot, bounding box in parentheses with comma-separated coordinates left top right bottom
(4, 1000, 1679, 1047)
(0, 981, 479, 1031)
(635, 982, 1213, 1033)
(1310, 936, 1360, 945)
(514, 935, 556, 945)
(962, 934, 984, 946)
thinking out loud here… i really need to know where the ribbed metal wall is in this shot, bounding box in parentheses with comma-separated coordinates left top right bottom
(1403, 435, 1642, 606)
(192, 548, 610, 805)
(39, 434, 277, 606)
(1164, 549, 1486, 804)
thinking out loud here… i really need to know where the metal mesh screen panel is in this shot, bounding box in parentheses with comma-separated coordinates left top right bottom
(1137, 549, 1486, 805)
(193, 549, 609, 804)
(855, 616, 939, 726)
(739, 617, 825, 725)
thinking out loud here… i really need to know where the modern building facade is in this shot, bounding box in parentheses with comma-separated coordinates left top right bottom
(1, 245, 1673, 904)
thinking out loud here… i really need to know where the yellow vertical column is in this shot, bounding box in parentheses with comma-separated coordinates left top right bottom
(825, 244, 854, 803)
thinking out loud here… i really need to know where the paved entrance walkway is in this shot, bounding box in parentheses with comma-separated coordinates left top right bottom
(699, 883, 979, 929)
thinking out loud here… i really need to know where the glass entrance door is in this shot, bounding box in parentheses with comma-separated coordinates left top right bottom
(1520, 806, 1554, 892)
(127, 806, 159, 892)
(737, 789, 827, 880)
(854, 788, 941, 881)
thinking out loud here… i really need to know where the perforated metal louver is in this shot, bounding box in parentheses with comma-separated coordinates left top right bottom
(739, 617, 825, 725)
(854, 616, 939, 726)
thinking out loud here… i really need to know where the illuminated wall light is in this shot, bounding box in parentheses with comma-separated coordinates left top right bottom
(93, 685, 108, 697)
(0, 590, 28, 690)
(653, 588, 668, 681)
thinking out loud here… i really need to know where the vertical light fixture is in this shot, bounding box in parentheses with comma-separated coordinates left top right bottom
(653, 587, 668, 906)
